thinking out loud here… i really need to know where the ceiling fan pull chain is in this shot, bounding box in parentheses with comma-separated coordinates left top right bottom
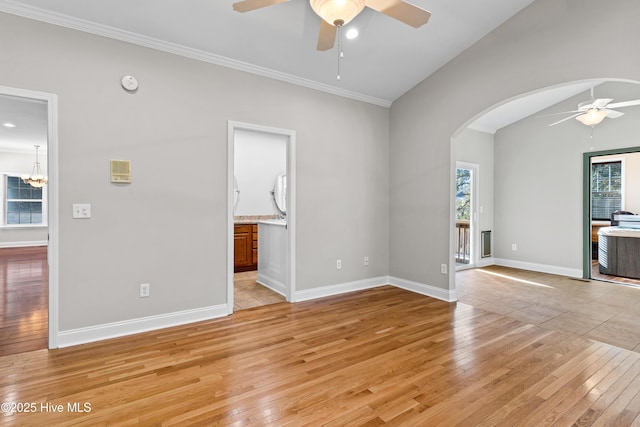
(337, 25, 343, 81)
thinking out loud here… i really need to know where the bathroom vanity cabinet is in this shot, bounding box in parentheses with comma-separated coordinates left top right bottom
(234, 223, 258, 272)
(257, 220, 287, 297)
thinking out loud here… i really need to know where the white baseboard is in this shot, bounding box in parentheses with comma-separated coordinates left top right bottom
(56, 304, 229, 348)
(257, 273, 286, 297)
(56, 276, 456, 349)
(477, 257, 495, 268)
(294, 275, 456, 303)
(294, 276, 389, 302)
(493, 258, 582, 278)
(0, 240, 48, 248)
(389, 276, 457, 302)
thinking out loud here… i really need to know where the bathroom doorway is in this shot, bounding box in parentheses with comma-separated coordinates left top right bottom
(227, 121, 296, 313)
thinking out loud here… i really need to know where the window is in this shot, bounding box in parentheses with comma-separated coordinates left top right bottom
(456, 168, 471, 220)
(591, 161, 622, 221)
(5, 175, 44, 225)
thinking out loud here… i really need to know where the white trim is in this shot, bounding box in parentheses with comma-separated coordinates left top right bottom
(56, 304, 228, 348)
(0, 240, 47, 248)
(295, 276, 389, 302)
(0, 85, 59, 350)
(55, 277, 460, 348)
(493, 258, 582, 278)
(455, 161, 479, 268)
(227, 121, 297, 310)
(0, 1, 391, 108)
(257, 274, 286, 297)
(390, 276, 458, 302)
(476, 256, 495, 268)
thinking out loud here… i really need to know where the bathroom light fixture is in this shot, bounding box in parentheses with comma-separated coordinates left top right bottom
(22, 145, 48, 188)
(576, 108, 608, 126)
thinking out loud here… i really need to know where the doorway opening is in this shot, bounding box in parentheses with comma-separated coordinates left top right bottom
(227, 121, 296, 313)
(455, 162, 478, 270)
(584, 146, 640, 287)
(0, 86, 58, 353)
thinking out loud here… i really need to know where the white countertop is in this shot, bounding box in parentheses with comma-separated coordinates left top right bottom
(258, 219, 287, 227)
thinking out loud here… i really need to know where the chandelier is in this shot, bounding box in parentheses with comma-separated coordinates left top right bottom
(21, 145, 48, 188)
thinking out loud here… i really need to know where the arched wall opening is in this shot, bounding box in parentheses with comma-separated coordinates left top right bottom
(450, 78, 640, 293)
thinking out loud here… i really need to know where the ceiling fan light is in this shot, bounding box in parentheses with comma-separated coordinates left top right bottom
(576, 108, 608, 126)
(310, 0, 365, 26)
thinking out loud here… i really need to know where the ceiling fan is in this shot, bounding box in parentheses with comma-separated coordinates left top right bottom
(232, 0, 431, 51)
(543, 87, 640, 127)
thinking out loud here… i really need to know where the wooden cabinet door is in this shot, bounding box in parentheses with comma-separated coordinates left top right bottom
(234, 225, 253, 270)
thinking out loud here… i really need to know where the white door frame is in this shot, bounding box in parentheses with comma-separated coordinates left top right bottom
(227, 121, 296, 313)
(0, 85, 59, 349)
(455, 161, 479, 270)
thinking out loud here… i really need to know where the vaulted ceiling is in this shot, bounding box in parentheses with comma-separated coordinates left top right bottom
(0, 0, 535, 105)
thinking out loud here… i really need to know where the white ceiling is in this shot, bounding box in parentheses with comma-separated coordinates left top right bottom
(0, 0, 536, 105)
(0, 1, 631, 151)
(0, 94, 48, 153)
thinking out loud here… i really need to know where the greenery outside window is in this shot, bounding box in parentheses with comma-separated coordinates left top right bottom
(5, 175, 45, 226)
(591, 161, 622, 221)
(456, 168, 471, 221)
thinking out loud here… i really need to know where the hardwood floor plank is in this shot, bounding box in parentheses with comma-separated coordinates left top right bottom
(0, 246, 48, 357)
(4, 271, 640, 425)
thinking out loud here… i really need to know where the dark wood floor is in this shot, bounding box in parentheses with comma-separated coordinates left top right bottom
(592, 259, 640, 287)
(0, 246, 48, 356)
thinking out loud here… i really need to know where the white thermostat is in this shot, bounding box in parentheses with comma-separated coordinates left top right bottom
(121, 75, 139, 91)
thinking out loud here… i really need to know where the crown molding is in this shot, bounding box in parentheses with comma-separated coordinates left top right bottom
(0, 1, 392, 108)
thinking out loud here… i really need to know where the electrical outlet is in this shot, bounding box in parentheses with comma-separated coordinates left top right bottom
(512, 243, 518, 251)
(336, 259, 342, 270)
(364, 256, 369, 266)
(441, 264, 447, 275)
(139, 283, 150, 298)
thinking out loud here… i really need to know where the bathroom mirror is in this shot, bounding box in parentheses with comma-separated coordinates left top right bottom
(271, 173, 286, 216)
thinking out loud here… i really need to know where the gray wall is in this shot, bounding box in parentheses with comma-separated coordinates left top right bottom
(0, 11, 389, 330)
(390, 0, 640, 291)
(493, 81, 640, 273)
(454, 128, 495, 246)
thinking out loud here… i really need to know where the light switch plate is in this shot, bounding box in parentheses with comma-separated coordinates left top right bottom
(72, 204, 91, 219)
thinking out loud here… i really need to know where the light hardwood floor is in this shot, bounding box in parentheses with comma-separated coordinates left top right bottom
(4, 257, 640, 424)
(457, 265, 640, 352)
(3, 275, 640, 424)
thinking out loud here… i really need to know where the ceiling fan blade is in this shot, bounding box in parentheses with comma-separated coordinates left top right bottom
(535, 110, 581, 118)
(232, 0, 290, 13)
(602, 109, 624, 119)
(548, 113, 581, 127)
(605, 99, 640, 109)
(365, 0, 431, 28)
(317, 19, 337, 51)
(590, 98, 613, 109)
